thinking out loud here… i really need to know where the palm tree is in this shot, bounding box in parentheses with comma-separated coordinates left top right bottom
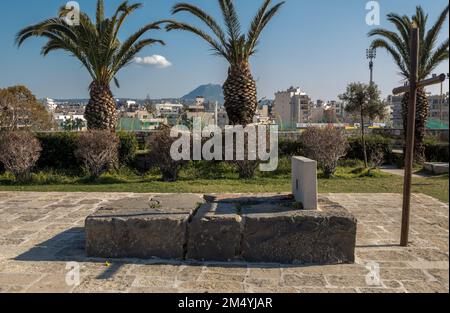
(16, 0, 164, 131)
(166, 0, 285, 126)
(368, 5, 449, 163)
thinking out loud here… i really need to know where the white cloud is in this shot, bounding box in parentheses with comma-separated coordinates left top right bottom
(134, 55, 172, 68)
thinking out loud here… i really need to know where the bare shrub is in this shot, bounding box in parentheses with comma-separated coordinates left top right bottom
(147, 125, 188, 182)
(75, 131, 119, 179)
(368, 148, 384, 176)
(301, 127, 349, 178)
(0, 131, 42, 181)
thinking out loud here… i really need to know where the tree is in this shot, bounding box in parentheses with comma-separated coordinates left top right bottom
(73, 118, 86, 131)
(340, 83, 386, 168)
(0, 85, 54, 131)
(368, 5, 449, 163)
(166, 0, 285, 126)
(16, 0, 164, 131)
(62, 117, 86, 131)
(144, 96, 157, 117)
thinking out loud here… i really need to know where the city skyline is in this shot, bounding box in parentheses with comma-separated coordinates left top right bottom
(0, 0, 448, 101)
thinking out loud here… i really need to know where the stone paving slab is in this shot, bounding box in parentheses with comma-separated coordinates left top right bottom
(0, 192, 447, 293)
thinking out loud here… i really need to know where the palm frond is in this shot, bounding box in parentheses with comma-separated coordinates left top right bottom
(172, 2, 227, 47)
(166, 21, 229, 60)
(371, 39, 409, 79)
(113, 21, 164, 75)
(386, 13, 411, 44)
(423, 38, 449, 78)
(16, 18, 78, 46)
(413, 6, 428, 43)
(16, 0, 162, 87)
(368, 28, 410, 69)
(246, 1, 284, 58)
(369, 4, 448, 83)
(96, 0, 105, 28)
(169, 0, 283, 67)
(112, 38, 165, 75)
(421, 4, 449, 72)
(218, 0, 241, 41)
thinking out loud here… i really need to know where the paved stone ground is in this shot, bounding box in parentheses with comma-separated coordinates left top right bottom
(379, 165, 431, 178)
(0, 192, 447, 293)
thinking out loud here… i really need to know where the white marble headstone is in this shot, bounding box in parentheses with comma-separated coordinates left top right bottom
(292, 157, 318, 210)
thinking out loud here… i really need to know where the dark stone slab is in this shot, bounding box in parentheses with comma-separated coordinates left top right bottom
(241, 202, 357, 264)
(85, 195, 204, 259)
(186, 203, 242, 261)
(85, 194, 357, 265)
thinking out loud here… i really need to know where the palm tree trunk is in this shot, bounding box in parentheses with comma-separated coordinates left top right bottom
(361, 113, 368, 168)
(223, 65, 258, 126)
(223, 64, 259, 178)
(85, 81, 118, 131)
(401, 87, 428, 164)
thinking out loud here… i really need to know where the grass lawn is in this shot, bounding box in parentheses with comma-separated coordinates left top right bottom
(0, 162, 448, 203)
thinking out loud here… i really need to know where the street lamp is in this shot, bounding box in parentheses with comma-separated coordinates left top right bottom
(366, 48, 377, 85)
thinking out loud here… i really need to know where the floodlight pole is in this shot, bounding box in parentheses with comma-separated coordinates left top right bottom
(367, 48, 376, 86)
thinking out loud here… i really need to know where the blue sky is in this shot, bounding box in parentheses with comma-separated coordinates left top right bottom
(0, 0, 448, 100)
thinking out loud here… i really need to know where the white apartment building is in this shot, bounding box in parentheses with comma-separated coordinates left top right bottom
(388, 93, 449, 129)
(329, 100, 346, 121)
(273, 87, 312, 130)
(195, 96, 205, 106)
(428, 93, 449, 123)
(387, 95, 404, 129)
(43, 98, 57, 112)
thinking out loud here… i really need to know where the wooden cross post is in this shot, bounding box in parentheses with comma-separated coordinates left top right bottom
(392, 26, 446, 247)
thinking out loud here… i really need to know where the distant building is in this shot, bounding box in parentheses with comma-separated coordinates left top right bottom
(217, 108, 229, 128)
(387, 95, 403, 129)
(273, 87, 312, 130)
(329, 100, 346, 121)
(254, 104, 271, 124)
(195, 96, 205, 106)
(308, 107, 325, 123)
(184, 104, 215, 126)
(155, 102, 184, 125)
(43, 98, 57, 112)
(388, 93, 449, 129)
(428, 92, 449, 124)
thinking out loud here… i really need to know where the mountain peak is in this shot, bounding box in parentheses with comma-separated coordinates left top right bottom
(181, 84, 224, 104)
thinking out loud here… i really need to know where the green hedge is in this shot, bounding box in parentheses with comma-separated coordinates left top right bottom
(278, 136, 394, 163)
(35, 132, 139, 174)
(347, 135, 394, 162)
(278, 139, 304, 156)
(36, 132, 81, 172)
(118, 131, 139, 166)
(425, 142, 449, 162)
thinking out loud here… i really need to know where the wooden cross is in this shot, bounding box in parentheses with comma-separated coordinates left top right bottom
(392, 26, 446, 247)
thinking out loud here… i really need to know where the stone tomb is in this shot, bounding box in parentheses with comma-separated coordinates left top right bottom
(85, 192, 357, 264)
(85, 194, 205, 259)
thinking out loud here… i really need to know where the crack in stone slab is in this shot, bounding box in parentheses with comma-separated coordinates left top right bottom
(183, 201, 204, 261)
